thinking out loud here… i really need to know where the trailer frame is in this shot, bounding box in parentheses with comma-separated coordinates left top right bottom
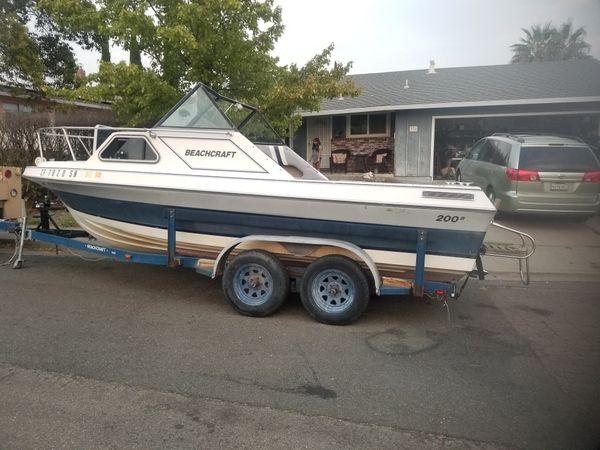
(1, 205, 535, 315)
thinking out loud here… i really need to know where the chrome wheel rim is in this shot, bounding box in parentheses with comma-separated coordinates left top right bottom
(233, 264, 273, 306)
(311, 269, 355, 313)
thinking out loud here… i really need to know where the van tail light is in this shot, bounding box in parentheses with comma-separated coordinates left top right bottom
(506, 168, 540, 181)
(582, 171, 600, 183)
(3, 169, 12, 179)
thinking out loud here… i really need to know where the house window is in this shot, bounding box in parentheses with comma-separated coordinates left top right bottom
(100, 137, 159, 162)
(2, 103, 18, 112)
(348, 113, 389, 137)
(350, 115, 368, 135)
(369, 114, 386, 134)
(19, 104, 32, 113)
(332, 115, 346, 138)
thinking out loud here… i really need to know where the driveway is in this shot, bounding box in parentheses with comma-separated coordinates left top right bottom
(0, 216, 599, 449)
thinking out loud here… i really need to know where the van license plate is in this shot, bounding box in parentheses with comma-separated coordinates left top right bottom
(550, 183, 568, 191)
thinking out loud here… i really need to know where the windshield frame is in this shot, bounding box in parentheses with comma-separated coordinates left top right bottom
(155, 83, 284, 145)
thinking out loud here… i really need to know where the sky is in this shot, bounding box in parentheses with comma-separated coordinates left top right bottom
(77, 0, 600, 75)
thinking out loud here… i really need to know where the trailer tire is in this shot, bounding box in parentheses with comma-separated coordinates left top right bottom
(223, 250, 289, 317)
(300, 256, 370, 325)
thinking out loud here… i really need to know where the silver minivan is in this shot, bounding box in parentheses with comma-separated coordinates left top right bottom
(456, 134, 600, 217)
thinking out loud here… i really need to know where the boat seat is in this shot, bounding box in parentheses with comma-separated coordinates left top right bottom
(256, 144, 328, 181)
(283, 165, 303, 177)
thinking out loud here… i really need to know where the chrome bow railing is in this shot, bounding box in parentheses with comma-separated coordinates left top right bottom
(35, 126, 146, 163)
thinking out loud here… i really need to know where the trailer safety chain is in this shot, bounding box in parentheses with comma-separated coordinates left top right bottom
(0, 218, 22, 268)
(62, 246, 107, 262)
(0, 232, 19, 267)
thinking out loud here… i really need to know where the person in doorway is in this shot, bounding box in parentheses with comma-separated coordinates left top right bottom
(311, 137, 322, 171)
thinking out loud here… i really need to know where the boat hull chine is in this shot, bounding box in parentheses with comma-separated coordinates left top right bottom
(57, 190, 487, 260)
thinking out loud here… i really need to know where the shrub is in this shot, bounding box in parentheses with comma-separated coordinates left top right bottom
(0, 108, 117, 205)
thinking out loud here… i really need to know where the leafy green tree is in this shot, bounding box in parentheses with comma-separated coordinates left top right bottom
(38, 0, 112, 62)
(0, 1, 77, 88)
(0, 10, 45, 88)
(45, 0, 357, 133)
(65, 62, 180, 126)
(511, 21, 591, 63)
(261, 44, 358, 133)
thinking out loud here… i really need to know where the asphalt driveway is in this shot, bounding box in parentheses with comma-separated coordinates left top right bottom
(0, 215, 599, 449)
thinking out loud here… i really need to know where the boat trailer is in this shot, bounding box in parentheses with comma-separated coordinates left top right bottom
(1, 203, 534, 323)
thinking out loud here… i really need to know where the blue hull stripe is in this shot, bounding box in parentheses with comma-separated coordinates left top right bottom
(57, 191, 485, 258)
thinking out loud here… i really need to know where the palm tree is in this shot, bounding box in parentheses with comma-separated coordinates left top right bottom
(554, 21, 592, 60)
(510, 21, 591, 63)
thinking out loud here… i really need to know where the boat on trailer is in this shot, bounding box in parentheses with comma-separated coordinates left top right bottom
(18, 83, 533, 324)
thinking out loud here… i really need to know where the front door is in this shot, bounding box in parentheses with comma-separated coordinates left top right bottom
(306, 117, 332, 169)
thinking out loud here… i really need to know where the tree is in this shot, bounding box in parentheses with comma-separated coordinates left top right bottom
(38, 0, 112, 63)
(511, 21, 591, 63)
(0, 1, 77, 88)
(66, 62, 180, 126)
(261, 44, 358, 133)
(45, 0, 358, 132)
(0, 10, 45, 88)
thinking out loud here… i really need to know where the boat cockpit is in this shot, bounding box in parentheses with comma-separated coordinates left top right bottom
(34, 83, 327, 181)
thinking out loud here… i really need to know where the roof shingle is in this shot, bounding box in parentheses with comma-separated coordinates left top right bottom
(311, 59, 600, 114)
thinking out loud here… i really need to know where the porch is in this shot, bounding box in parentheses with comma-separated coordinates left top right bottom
(304, 115, 395, 174)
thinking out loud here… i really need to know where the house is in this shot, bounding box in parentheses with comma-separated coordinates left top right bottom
(293, 59, 600, 180)
(0, 84, 113, 119)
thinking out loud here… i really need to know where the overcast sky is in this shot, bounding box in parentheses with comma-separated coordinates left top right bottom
(77, 0, 600, 75)
(273, 0, 600, 73)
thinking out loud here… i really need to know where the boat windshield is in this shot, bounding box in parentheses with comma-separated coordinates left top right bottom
(156, 84, 283, 145)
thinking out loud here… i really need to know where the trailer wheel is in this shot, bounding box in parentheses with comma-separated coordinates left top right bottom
(300, 256, 370, 325)
(223, 250, 289, 317)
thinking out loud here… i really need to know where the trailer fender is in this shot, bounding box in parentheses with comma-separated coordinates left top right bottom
(212, 234, 382, 295)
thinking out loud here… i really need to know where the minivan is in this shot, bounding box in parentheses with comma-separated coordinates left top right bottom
(456, 133, 600, 217)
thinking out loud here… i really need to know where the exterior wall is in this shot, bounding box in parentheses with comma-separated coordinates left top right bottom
(331, 136, 394, 172)
(0, 91, 112, 118)
(292, 119, 307, 159)
(0, 94, 39, 115)
(394, 111, 432, 177)
(298, 101, 600, 178)
(331, 136, 394, 153)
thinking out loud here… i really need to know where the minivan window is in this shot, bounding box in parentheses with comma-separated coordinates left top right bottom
(478, 139, 511, 166)
(468, 140, 485, 160)
(519, 146, 599, 172)
(479, 140, 495, 163)
(490, 140, 511, 166)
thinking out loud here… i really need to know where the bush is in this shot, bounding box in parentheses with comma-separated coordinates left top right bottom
(0, 108, 117, 205)
(0, 109, 117, 167)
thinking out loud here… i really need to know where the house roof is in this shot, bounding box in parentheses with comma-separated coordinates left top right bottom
(302, 59, 600, 116)
(0, 84, 112, 110)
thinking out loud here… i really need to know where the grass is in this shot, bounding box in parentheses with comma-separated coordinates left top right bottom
(27, 208, 79, 229)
